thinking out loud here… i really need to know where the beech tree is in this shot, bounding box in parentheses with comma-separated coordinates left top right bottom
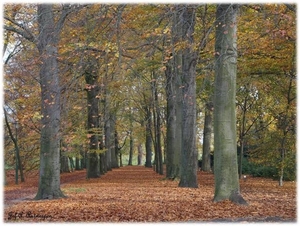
(178, 5, 198, 188)
(213, 4, 247, 204)
(35, 4, 72, 199)
(4, 4, 295, 197)
(165, 6, 183, 180)
(201, 101, 214, 172)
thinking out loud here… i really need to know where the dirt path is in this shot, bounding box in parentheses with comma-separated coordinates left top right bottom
(3, 166, 296, 222)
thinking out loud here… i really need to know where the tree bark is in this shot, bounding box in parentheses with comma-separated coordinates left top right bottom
(165, 63, 181, 179)
(104, 92, 112, 171)
(178, 5, 198, 188)
(154, 81, 163, 175)
(144, 106, 153, 168)
(3, 109, 25, 183)
(60, 152, 71, 173)
(137, 143, 143, 165)
(152, 79, 163, 175)
(110, 114, 118, 168)
(128, 129, 133, 166)
(202, 101, 213, 172)
(85, 56, 100, 178)
(213, 4, 247, 205)
(35, 4, 65, 199)
(165, 6, 184, 180)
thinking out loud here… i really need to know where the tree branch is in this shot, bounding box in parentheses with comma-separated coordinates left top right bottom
(4, 24, 35, 43)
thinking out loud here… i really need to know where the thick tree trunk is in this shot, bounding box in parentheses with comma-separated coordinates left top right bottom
(165, 63, 181, 179)
(85, 56, 100, 178)
(165, 6, 184, 180)
(35, 4, 65, 199)
(213, 4, 247, 205)
(178, 6, 198, 188)
(202, 101, 213, 172)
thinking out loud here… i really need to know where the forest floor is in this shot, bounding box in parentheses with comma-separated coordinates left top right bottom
(3, 165, 297, 223)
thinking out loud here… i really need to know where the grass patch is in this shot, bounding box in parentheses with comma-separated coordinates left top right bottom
(62, 187, 86, 193)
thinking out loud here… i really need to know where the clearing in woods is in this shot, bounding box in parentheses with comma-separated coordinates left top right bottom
(3, 166, 296, 222)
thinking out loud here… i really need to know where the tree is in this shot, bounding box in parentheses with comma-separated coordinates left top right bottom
(165, 6, 183, 180)
(202, 101, 213, 172)
(178, 5, 198, 188)
(35, 4, 73, 199)
(236, 4, 296, 184)
(213, 4, 247, 205)
(152, 77, 163, 175)
(84, 54, 101, 178)
(4, 109, 25, 183)
(144, 105, 153, 168)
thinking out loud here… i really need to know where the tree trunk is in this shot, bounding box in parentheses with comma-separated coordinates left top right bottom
(213, 4, 247, 205)
(145, 106, 153, 168)
(278, 76, 294, 186)
(3, 109, 25, 183)
(137, 143, 143, 165)
(114, 130, 120, 168)
(85, 56, 100, 178)
(152, 79, 163, 175)
(69, 157, 75, 171)
(75, 157, 81, 170)
(35, 4, 65, 199)
(155, 81, 163, 175)
(104, 111, 112, 170)
(100, 153, 106, 175)
(178, 5, 198, 188)
(165, 64, 181, 179)
(119, 153, 123, 167)
(238, 96, 247, 179)
(110, 114, 118, 168)
(104, 91, 112, 171)
(60, 152, 70, 173)
(238, 139, 244, 179)
(128, 130, 133, 165)
(202, 101, 213, 172)
(165, 6, 184, 180)
(80, 149, 86, 169)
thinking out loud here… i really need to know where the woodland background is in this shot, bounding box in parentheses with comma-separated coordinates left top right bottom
(3, 3, 296, 182)
(2, 3, 296, 222)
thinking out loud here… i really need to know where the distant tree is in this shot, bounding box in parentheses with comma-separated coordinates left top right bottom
(202, 101, 213, 172)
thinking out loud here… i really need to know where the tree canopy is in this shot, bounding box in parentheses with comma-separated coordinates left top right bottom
(3, 3, 296, 201)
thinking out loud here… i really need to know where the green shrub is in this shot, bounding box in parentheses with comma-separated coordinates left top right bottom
(240, 157, 295, 181)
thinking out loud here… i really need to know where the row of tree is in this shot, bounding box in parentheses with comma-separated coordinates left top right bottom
(4, 4, 295, 204)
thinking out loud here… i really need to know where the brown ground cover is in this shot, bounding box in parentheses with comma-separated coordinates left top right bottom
(3, 166, 296, 222)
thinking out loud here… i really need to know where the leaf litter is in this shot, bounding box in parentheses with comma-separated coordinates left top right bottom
(3, 166, 296, 222)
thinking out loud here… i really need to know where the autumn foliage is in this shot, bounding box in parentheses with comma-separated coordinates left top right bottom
(4, 166, 296, 222)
